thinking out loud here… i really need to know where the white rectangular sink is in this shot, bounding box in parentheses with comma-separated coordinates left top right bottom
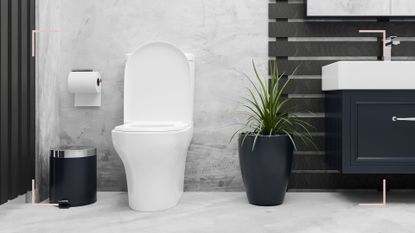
(322, 61, 415, 91)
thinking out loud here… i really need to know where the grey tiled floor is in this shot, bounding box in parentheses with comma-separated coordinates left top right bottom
(1, 191, 415, 233)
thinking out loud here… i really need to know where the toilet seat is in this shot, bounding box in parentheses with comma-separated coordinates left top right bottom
(113, 121, 190, 132)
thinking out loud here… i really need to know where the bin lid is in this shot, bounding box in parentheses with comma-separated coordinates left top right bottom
(50, 146, 96, 158)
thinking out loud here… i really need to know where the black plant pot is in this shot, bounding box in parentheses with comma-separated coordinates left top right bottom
(238, 134, 293, 206)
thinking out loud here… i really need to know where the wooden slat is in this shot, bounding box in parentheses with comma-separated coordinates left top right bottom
(293, 117, 325, 133)
(28, 0, 35, 188)
(393, 43, 415, 56)
(20, 0, 29, 193)
(269, 3, 305, 19)
(282, 97, 325, 113)
(270, 41, 415, 57)
(271, 60, 333, 75)
(282, 78, 322, 94)
(0, 0, 9, 205)
(295, 135, 324, 152)
(270, 22, 415, 37)
(269, 3, 415, 20)
(10, 0, 20, 199)
(292, 153, 330, 170)
(270, 41, 381, 57)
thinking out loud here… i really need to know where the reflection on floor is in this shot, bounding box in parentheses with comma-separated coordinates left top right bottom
(1, 191, 415, 233)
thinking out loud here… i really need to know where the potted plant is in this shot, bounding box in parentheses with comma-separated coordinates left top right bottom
(232, 61, 314, 206)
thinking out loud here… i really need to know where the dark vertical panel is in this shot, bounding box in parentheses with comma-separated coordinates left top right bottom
(28, 0, 36, 191)
(19, 0, 29, 193)
(10, 0, 20, 199)
(0, 0, 34, 204)
(0, 0, 10, 204)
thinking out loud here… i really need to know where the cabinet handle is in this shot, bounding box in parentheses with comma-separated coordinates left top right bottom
(392, 116, 415, 122)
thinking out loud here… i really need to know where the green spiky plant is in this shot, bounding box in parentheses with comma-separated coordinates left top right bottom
(232, 61, 315, 151)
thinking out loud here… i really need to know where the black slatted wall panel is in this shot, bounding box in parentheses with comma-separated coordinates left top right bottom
(270, 0, 415, 190)
(0, 0, 35, 204)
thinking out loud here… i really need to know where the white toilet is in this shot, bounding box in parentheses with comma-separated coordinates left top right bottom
(112, 41, 194, 211)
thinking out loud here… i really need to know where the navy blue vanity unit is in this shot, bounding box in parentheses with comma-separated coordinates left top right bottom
(323, 61, 415, 174)
(326, 91, 415, 173)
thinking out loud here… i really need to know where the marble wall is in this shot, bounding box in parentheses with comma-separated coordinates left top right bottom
(36, 0, 267, 192)
(308, 0, 415, 16)
(306, 0, 415, 16)
(36, 0, 61, 200)
(392, 0, 415, 16)
(307, 0, 390, 16)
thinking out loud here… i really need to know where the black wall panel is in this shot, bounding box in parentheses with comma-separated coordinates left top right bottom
(0, 0, 35, 204)
(269, 0, 415, 189)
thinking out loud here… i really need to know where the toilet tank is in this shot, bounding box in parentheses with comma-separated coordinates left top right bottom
(123, 42, 194, 124)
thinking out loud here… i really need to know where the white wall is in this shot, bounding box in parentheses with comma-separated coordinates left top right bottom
(39, 0, 268, 192)
(36, 0, 61, 200)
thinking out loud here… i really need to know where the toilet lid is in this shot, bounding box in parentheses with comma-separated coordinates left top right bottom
(124, 41, 192, 124)
(113, 121, 190, 132)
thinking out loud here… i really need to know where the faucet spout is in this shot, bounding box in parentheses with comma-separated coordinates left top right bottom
(358, 30, 389, 61)
(384, 36, 400, 61)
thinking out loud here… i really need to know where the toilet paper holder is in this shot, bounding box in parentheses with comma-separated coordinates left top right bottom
(68, 70, 102, 107)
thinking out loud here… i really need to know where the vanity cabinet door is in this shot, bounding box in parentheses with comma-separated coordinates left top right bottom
(349, 95, 415, 173)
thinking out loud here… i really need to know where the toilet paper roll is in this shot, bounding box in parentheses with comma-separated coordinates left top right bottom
(68, 71, 102, 94)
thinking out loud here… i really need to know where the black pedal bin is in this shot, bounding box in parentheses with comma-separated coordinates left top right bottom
(49, 147, 97, 207)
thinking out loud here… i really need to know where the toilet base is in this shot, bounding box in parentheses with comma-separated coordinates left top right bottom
(128, 191, 183, 211)
(112, 126, 193, 212)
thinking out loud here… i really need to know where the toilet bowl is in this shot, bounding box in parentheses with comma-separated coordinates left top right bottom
(112, 42, 194, 211)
